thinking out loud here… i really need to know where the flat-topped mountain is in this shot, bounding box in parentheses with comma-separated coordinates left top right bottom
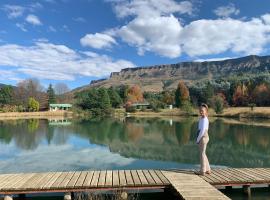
(77, 55, 270, 92)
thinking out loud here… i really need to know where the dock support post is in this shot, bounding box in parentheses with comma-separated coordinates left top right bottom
(243, 185, 251, 196)
(4, 196, 13, 200)
(64, 192, 72, 200)
(120, 191, 128, 200)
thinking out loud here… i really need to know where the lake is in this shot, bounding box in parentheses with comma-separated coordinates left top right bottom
(0, 116, 270, 173)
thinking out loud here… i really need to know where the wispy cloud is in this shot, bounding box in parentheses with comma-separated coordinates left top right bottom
(3, 4, 25, 19)
(16, 23, 27, 32)
(80, 33, 117, 49)
(73, 17, 86, 23)
(26, 14, 42, 26)
(214, 3, 240, 18)
(48, 26, 57, 32)
(0, 42, 136, 81)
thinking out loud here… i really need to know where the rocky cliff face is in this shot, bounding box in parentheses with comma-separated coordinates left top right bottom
(78, 55, 270, 92)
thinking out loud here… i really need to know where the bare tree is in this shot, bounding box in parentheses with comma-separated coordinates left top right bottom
(54, 83, 72, 103)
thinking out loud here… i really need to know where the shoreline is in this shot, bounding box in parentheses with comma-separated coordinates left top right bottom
(0, 111, 73, 120)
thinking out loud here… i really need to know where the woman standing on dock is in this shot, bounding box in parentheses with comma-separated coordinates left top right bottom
(196, 103, 211, 176)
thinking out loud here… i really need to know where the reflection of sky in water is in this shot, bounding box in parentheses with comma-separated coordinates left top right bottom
(0, 134, 192, 173)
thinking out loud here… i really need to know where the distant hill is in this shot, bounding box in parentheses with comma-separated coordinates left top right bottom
(74, 55, 270, 93)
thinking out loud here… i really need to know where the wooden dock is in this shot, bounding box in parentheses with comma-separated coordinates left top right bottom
(1, 168, 269, 199)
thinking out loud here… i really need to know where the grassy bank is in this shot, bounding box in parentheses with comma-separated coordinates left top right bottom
(0, 111, 73, 120)
(123, 107, 270, 119)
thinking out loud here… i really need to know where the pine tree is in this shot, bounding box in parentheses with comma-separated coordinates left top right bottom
(47, 84, 56, 104)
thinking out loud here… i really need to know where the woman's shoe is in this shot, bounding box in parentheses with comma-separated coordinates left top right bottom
(195, 171, 205, 176)
(205, 170, 211, 174)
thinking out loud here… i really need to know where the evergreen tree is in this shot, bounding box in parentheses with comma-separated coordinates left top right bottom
(0, 86, 13, 105)
(47, 84, 56, 104)
(98, 88, 111, 110)
(108, 87, 122, 108)
(204, 82, 214, 104)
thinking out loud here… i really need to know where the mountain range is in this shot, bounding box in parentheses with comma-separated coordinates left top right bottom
(75, 55, 270, 92)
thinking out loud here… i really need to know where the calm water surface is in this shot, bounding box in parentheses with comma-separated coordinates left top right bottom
(0, 117, 270, 173)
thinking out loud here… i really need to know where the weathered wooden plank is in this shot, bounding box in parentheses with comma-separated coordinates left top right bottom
(105, 170, 113, 187)
(58, 172, 75, 188)
(142, 170, 155, 185)
(4, 173, 35, 190)
(225, 168, 253, 182)
(50, 172, 69, 189)
(156, 171, 170, 185)
(98, 171, 106, 187)
(91, 171, 100, 187)
(131, 170, 141, 186)
(42, 172, 62, 189)
(137, 170, 148, 185)
(218, 169, 246, 183)
(112, 170, 119, 187)
(125, 170, 134, 186)
(0, 174, 21, 189)
(82, 171, 94, 187)
(211, 169, 233, 182)
(20, 173, 48, 190)
(119, 170, 127, 186)
(235, 168, 265, 182)
(67, 172, 81, 188)
(35, 172, 56, 189)
(149, 170, 162, 185)
(75, 171, 88, 187)
(0, 174, 17, 189)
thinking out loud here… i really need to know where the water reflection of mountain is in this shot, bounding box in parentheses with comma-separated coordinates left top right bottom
(73, 117, 270, 168)
(0, 117, 270, 167)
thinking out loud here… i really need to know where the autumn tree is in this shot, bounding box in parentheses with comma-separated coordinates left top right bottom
(175, 81, 190, 108)
(210, 93, 227, 114)
(127, 85, 144, 104)
(162, 91, 174, 105)
(252, 83, 270, 106)
(233, 83, 249, 106)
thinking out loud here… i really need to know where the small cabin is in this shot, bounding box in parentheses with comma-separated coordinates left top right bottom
(131, 102, 151, 110)
(49, 104, 72, 111)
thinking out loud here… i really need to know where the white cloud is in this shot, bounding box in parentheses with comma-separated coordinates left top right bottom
(214, 3, 240, 18)
(110, 0, 193, 18)
(80, 33, 117, 49)
(48, 26, 57, 32)
(118, 15, 182, 58)
(62, 25, 70, 32)
(73, 17, 86, 23)
(194, 57, 236, 62)
(3, 4, 25, 19)
(0, 70, 22, 82)
(26, 14, 42, 25)
(0, 42, 136, 81)
(16, 23, 27, 32)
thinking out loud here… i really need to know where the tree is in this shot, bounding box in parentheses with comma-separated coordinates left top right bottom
(162, 91, 174, 105)
(98, 88, 111, 110)
(251, 83, 270, 106)
(28, 97, 39, 112)
(233, 83, 249, 106)
(204, 82, 214, 104)
(108, 87, 122, 108)
(0, 86, 13, 105)
(119, 85, 129, 103)
(175, 81, 190, 108)
(211, 93, 227, 114)
(127, 85, 144, 103)
(47, 84, 56, 104)
(54, 83, 71, 103)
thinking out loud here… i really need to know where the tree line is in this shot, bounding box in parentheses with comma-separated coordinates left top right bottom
(75, 74, 270, 115)
(0, 78, 71, 112)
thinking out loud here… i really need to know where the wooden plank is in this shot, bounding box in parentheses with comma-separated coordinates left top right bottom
(119, 170, 127, 186)
(58, 172, 75, 188)
(137, 170, 148, 185)
(67, 171, 81, 188)
(156, 171, 170, 185)
(42, 172, 62, 189)
(82, 171, 94, 187)
(234, 168, 265, 182)
(0, 174, 21, 189)
(20, 173, 48, 190)
(220, 169, 248, 183)
(75, 171, 88, 187)
(50, 172, 69, 189)
(4, 173, 35, 190)
(149, 170, 163, 185)
(35, 172, 56, 189)
(143, 170, 155, 185)
(0, 174, 17, 189)
(225, 168, 253, 182)
(112, 170, 119, 187)
(98, 171, 106, 187)
(105, 170, 113, 187)
(125, 170, 134, 186)
(211, 169, 234, 182)
(131, 170, 141, 186)
(91, 171, 100, 187)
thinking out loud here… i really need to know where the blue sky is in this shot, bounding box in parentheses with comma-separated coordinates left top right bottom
(0, 0, 270, 89)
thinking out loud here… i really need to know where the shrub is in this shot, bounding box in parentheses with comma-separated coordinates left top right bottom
(28, 97, 40, 112)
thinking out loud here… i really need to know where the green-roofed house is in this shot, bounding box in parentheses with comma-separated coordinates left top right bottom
(49, 104, 72, 111)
